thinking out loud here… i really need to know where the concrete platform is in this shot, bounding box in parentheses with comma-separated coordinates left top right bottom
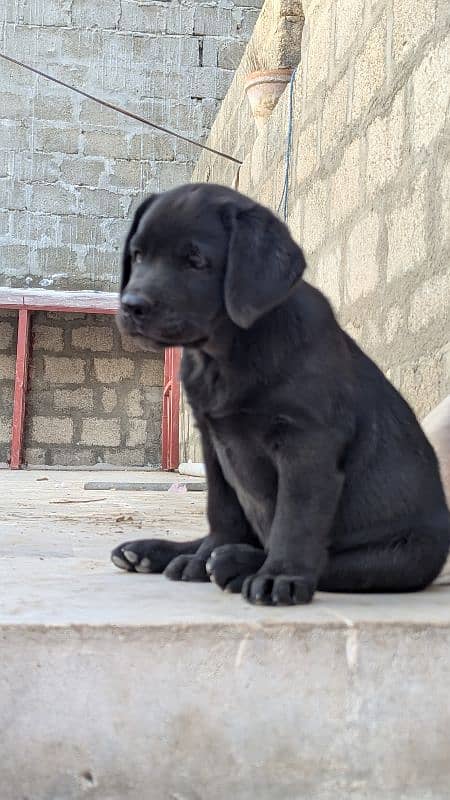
(1, 470, 450, 800)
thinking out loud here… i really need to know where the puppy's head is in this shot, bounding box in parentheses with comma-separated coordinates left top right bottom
(119, 183, 306, 351)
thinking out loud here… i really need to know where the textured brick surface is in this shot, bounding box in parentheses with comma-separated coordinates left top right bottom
(15, 314, 165, 467)
(189, 0, 450, 460)
(345, 212, 379, 302)
(72, 326, 113, 352)
(387, 179, 427, 281)
(94, 357, 134, 383)
(80, 418, 121, 447)
(31, 416, 73, 445)
(0, 0, 261, 292)
(43, 356, 85, 384)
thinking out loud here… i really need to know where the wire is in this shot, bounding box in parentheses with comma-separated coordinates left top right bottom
(277, 67, 297, 221)
(0, 51, 242, 166)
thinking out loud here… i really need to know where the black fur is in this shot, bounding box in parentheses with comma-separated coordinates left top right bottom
(111, 183, 450, 605)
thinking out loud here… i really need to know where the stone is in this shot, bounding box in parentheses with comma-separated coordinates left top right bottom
(384, 304, 404, 344)
(71, 0, 121, 28)
(408, 272, 449, 333)
(119, 1, 167, 33)
(126, 419, 148, 447)
(31, 416, 73, 444)
(441, 160, 450, 243)
(387, 178, 427, 281)
(94, 358, 135, 384)
(305, 0, 332, 99)
(139, 360, 164, 387)
(50, 447, 96, 467)
(72, 326, 114, 352)
(33, 325, 64, 352)
(78, 189, 124, 218)
(126, 388, 144, 418)
(351, 14, 386, 121)
(101, 447, 147, 466)
(83, 131, 128, 160)
(330, 138, 361, 226)
(218, 41, 246, 70)
(321, 75, 348, 154)
(345, 212, 379, 302)
(334, 0, 364, 63)
(54, 389, 94, 411)
(411, 36, 450, 153)
(33, 95, 75, 123)
(80, 418, 121, 447)
(194, 6, 234, 36)
(102, 388, 117, 413)
(0, 320, 14, 350)
(0, 354, 15, 380)
(366, 89, 405, 192)
(34, 128, 79, 155)
(29, 184, 77, 216)
(43, 357, 85, 385)
(60, 159, 104, 187)
(0, 417, 11, 443)
(302, 179, 329, 254)
(392, 0, 436, 65)
(314, 243, 342, 310)
(295, 120, 318, 183)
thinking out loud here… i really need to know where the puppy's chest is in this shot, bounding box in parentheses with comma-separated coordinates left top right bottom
(182, 353, 247, 417)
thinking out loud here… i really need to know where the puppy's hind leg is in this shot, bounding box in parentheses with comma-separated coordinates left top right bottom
(111, 537, 206, 573)
(319, 524, 450, 593)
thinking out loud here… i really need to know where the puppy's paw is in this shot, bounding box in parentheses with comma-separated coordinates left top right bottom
(206, 544, 266, 593)
(164, 554, 209, 582)
(242, 574, 315, 606)
(111, 539, 182, 574)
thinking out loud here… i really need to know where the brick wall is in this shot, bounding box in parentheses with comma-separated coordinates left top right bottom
(185, 0, 450, 459)
(0, 0, 264, 467)
(0, 310, 163, 467)
(0, 0, 262, 292)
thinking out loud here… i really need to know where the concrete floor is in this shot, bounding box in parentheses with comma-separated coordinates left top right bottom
(1, 469, 450, 799)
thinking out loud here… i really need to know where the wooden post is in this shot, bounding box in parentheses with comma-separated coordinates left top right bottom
(10, 308, 31, 469)
(162, 348, 182, 471)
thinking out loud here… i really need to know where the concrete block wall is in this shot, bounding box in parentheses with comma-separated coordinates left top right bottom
(0, 0, 263, 467)
(0, 0, 262, 293)
(186, 0, 450, 459)
(0, 310, 163, 467)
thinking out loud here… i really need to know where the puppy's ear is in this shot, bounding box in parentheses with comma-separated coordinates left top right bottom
(121, 195, 158, 294)
(223, 202, 307, 328)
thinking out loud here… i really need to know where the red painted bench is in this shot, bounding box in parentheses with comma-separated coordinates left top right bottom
(0, 288, 181, 470)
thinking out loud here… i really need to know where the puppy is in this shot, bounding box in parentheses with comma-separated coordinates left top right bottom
(112, 183, 450, 605)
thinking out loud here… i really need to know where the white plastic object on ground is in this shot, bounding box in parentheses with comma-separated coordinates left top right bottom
(178, 462, 206, 478)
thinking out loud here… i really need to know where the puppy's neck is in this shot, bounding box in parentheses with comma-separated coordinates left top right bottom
(200, 316, 237, 360)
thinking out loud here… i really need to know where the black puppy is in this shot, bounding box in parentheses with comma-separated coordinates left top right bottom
(112, 183, 450, 605)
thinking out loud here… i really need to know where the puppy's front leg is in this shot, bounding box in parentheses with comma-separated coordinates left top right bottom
(243, 431, 344, 605)
(165, 423, 261, 582)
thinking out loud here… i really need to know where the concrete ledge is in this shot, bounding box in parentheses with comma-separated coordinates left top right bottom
(2, 470, 449, 799)
(2, 562, 450, 799)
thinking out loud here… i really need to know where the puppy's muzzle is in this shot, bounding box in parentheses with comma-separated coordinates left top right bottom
(121, 291, 156, 323)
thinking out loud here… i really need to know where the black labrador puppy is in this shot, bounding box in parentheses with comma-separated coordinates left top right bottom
(111, 183, 450, 605)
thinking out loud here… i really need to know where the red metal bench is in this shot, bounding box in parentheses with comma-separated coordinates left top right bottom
(0, 288, 181, 470)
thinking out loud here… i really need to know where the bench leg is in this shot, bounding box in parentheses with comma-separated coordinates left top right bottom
(10, 308, 31, 470)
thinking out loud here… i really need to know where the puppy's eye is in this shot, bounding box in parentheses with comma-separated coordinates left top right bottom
(187, 248, 208, 271)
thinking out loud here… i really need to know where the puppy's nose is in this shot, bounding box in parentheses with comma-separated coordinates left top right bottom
(121, 292, 153, 319)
